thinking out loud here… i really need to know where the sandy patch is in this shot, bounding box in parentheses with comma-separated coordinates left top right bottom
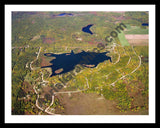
(125, 34, 148, 39)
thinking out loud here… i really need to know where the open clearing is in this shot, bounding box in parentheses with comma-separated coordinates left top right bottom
(125, 34, 148, 39)
(125, 34, 148, 46)
(55, 92, 147, 115)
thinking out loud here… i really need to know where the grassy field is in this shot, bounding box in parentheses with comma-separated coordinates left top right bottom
(118, 31, 130, 46)
(124, 25, 148, 34)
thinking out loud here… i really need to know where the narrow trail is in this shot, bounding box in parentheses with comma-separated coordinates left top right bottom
(85, 77, 90, 88)
(40, 71, 49, 83)
(29, 47, 88, 114)
(38, 78, 90, 115)
(31, 44, 141, 115)
(113, 53, 120, 65)
(126, 57, 131, 66)
(33, 86, 44, 111)
(30, 47, 41, 70)
(29, 47, 55, 115)
(33, 86, 60, 115)
(14, 42, 142, 115)
(44, 95, 61, 115)
(44, 46, 142, 115)
(54, 88, 88, 94)
(109, 46, 141, 86)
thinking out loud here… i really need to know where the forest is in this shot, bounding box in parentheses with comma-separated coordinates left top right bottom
(12, 11, 149, 115)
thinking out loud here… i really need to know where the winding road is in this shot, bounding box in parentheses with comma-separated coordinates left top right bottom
(30, 47, 41, 71)
(108, 45, 141, 86)
(29, 44, 141, 115)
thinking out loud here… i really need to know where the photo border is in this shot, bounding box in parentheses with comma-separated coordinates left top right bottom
(5, 4, 156, 123)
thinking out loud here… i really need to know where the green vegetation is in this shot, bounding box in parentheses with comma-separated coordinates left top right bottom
(101, 46, 148, 113)
(118, 31, 130, 46)
(124, 25, 148, 34)
(12, 47, 39, 114)
(12, 11, 148, 115)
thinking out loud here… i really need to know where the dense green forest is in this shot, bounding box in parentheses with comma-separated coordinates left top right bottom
(12, 11, 149, 115)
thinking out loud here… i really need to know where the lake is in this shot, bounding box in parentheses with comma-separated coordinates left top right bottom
(41, 50, 111, 76)
(82, 24, 94, 35)
(57, 13, 73, 16)
(142, 23, 149, 26)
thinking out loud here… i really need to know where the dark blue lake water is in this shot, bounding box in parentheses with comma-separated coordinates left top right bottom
(57, 13, 73, 16)
(142, 23, 149, 26)
(41, 50, 111, 77)
(82, 24, 94, 35)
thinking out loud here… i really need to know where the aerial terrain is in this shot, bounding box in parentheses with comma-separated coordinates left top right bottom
(12, 11, 149, 115)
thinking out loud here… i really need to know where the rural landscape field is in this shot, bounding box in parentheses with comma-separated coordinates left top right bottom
(12, 11, 149, 115)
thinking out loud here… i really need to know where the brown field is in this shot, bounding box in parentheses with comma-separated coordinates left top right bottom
(127, 39, 148, 46)
(42, 38, 55, 44)
(125, 34, 148, 46)
(55, 92, 148, 115)
(40, 56, 53, 67)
